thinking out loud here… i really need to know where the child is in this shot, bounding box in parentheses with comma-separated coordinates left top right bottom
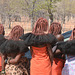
(52, 34, 65, 75)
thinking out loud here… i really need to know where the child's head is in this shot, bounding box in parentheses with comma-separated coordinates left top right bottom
(56, 34, 64, 42)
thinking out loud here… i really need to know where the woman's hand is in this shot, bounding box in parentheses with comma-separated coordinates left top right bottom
(8, 53, 22, 64)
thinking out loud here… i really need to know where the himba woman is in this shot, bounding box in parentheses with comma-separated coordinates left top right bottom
(62, 28, 75, 75)
(48, 22, 65, 75)
(0, 25, 29, 75)
(20, 17, 57, 75)
(0, 24, 6, 74)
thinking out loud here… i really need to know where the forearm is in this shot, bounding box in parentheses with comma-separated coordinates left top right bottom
(9, 53, 22, 64)
(48, 49, 53, 63)
(47, 45, 53, 65)
(9, 59, 19, 64)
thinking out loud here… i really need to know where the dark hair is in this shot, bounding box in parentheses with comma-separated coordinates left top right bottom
(32, 17, 48, 35)
(48, 22, 62, 35)
(9, 25, 24, 40)
(0, 40, 29, 54)
(0, 40, 19, 54)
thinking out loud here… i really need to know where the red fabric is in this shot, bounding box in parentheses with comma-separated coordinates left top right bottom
(0, 56, 2, 71)
(30, 46, 51, 75)
(52, 58, 65, 75)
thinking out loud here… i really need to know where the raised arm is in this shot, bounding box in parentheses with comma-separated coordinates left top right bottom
(8, 53, 23, 64)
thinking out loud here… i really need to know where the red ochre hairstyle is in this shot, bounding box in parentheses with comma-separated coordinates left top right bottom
(9, 25, 24, 40)
(69, 28, 75, 40)
(0, 24, 4, 35)
(32, 17, 48, 35)
(48, 22, 62, 36)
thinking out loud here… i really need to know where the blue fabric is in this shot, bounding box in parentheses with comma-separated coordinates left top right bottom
(25, 50, 32, 59)
(62, 30, 72, 39)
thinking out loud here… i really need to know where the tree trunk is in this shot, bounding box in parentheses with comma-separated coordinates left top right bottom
(1, 14, 5, 24)
(31, 0, 36, 30)
(31, 17, 34, 30)
(8, 15, 11, 29)
(48, 0, 53, 24)
(63, 14, 65, 24)
(48, 8, 53, 24)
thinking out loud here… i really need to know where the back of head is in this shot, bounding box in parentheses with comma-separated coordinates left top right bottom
(48, 22, 62, 36)
(0, 24, 4, 35)
(9, 25, 24, 40)
(69, 28, 75, 40)
(32, 17, 48, 35)
(56, 34, 64, 42)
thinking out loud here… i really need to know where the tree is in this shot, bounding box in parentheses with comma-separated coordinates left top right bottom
(37, 0, 61, 23)
(55, 0, 75, 24)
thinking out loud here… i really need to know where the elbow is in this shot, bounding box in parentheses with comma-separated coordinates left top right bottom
(14, 60, 18, 64)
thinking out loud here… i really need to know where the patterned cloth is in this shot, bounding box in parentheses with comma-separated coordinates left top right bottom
(5, 57, 29, 75)
(62, 56, 75, 75)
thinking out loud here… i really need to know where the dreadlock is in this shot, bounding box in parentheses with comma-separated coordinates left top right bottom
(32, 17, 48, 35)
(69, 28, 75, 40)
(9, 25, 24, 40)
(0, 24, 4, 35)
(48, 22, 62, 36)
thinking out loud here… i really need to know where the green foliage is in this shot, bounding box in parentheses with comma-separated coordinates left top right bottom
(36, 0, 62, 14)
